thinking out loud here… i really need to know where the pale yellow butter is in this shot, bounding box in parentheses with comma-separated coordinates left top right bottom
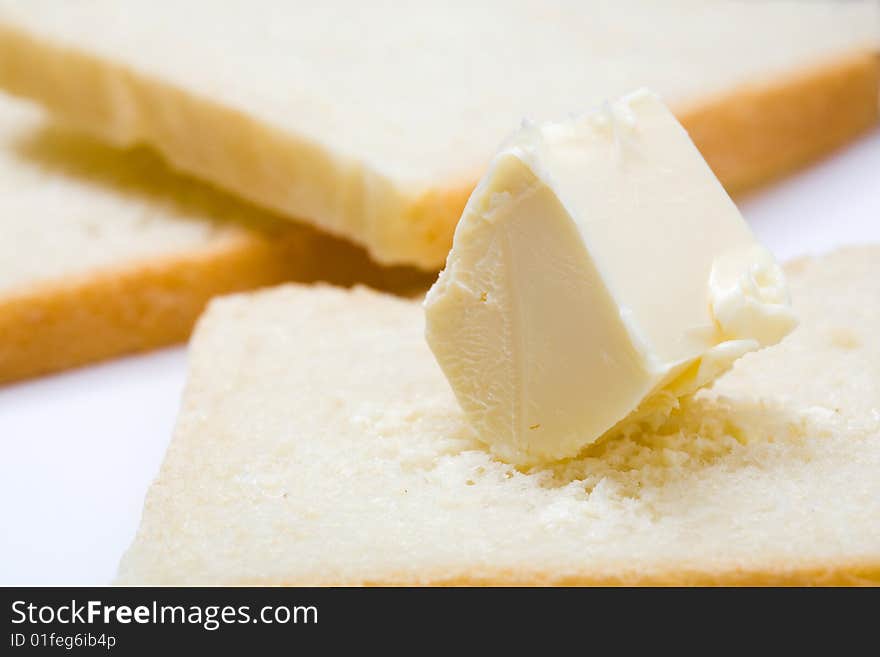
(424, 89, 796, 465)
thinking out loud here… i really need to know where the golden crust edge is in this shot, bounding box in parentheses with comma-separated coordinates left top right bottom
(117, 560, 880, 587)
(370, 552, 880, 585)
(340, 559, 880, 586)
(0, 24, 876, 269)
(0, 230, 430, 385)
(680, 49, 880, 195)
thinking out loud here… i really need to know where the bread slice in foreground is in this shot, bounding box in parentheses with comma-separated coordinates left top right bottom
(0, 1, 877, 268)
(0, 95, 427, 385)
(117, 246, 880, 585)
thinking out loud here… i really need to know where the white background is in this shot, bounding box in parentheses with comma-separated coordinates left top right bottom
(1, 128, 879, 585)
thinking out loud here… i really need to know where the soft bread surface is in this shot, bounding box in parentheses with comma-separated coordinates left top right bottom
(0, 1, 877, 267)
(117, 247, 880, 585)
(0, 95, 427, 384)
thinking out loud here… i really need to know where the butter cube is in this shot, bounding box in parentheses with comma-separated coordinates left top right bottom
(425, 89, 796, 465)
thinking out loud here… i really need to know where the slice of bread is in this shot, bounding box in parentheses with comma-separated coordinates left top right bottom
(0, 95, 427, 385)
(116, 246, 880, 585)
(0, 2, 877, 268)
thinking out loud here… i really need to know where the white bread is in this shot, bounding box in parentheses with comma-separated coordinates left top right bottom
(116, 246, 880, 585)
(0, 94, 426, 384)
(0, 1, 877, 268)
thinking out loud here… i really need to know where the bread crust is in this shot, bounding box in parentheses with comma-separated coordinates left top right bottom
(356, 560, 880, 586)
(122, 565, 880, 587)
(681, 51, 880, 194)
(139, 556, 880, 586)
(0, 23, 876, 268)
(0, 231, 429, 385)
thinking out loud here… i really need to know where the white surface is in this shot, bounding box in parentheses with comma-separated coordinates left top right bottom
(1, 128, 879, 585)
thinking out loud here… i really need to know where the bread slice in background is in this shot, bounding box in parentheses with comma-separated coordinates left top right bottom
(116, 246, 880, 585)
(0, 95, 428, 385)
(0, 1, 877, 268)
